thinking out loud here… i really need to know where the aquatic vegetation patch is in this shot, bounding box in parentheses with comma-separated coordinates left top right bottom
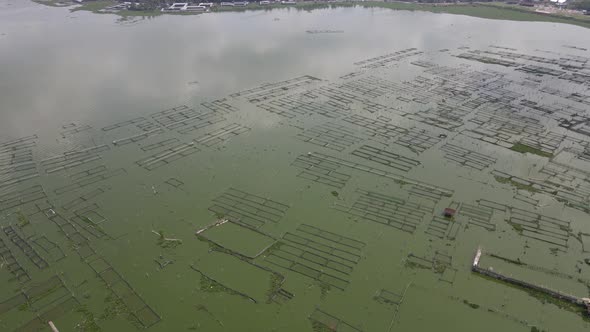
(154, 230, 183, 248)
(510, 143, 553, 158)
(462, 299, 480, 309)
(309, 308, 363, 332)
(319, 282, 331, 300)
(16, 211, 30, 227)
(76, 305, 102, 332)
(494, 175, 540, 193)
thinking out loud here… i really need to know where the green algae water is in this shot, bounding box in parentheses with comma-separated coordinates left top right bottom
(1, 1, 590, 331)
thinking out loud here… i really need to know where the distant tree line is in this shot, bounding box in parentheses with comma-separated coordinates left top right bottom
(123, 0, 589, 10)
(125, 0, 223, 7)
(127, 0, 167, 11)
(570, 0, 590, 10)
(411, 0, 496, 3)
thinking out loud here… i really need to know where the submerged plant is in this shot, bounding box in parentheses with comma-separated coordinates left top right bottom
(266, 273, 284, 303)
(16, 211, 30, 227)
(508, 222, 524, 235)
(462, 299, 480, 309)
(76, 305, 101, 332)
(433, 262, 447, 274)
(319, 282, 331, 300)
(510, 143, 553, 159)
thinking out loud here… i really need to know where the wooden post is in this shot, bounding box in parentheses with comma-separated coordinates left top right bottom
(48, 321, 59, 332)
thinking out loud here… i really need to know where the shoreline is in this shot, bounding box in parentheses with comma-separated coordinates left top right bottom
(31, 0, 590, 29)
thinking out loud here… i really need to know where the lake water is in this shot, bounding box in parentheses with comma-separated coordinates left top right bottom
(1, 1, 590, 331)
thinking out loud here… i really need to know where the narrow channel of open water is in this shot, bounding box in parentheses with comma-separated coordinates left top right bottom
(1, 1, 590, 331)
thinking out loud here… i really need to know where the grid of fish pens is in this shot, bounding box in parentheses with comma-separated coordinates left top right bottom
(520, 99, 581, 122)
(461, 111, 544, 149)
(140, 138, 179, 152)
(513, 190, 539, 208)
(375, 288, 403, 307)
(541, 86, 590, 107)
(425, 216, 461, 241)
(265, 224, 364, 291)
(208, 188, 289, 229)
(230, 75, 321, 103)
(0, 184, 47, 214)
(0, 235, 30, 283)
(517, 132, 573, 156)
(45, 211, 91, 256)
(336, 76, 401, 98)
(32, 236, 65, 262)
(351, 144, 421, 172)
(2, 225, 48, 269)
(296, 122, 365, 152)
(354, 48, 422, 69)
(308, 308, 363, 331)
(0, 275, 71, 315)
(62, 187, 106, 211)
(291, 153, 352, 189)
(53, 166, 126, 194)
(440, 143, 497, 170)
(457, 202, 496, 231)
(508, 208, 571, 248)
(292, 152, 455, 195)
(201, 98, 239, 113)
(101, 116, 147, 131)
(568, 142, 590, 161)
(559, 117, 590, 139)
(408, 183, 452, 203)
(16, 297, 80, 331)
(538, 162, 590, 213)
(194, 123, 251, 147)
(257, 92, 349, 119)
(60, 124, 92, 138)
(40, 144, 109, 174)
(456, 52, 519, 67)
(176, 113, 226, 135)
(342, 114, 408, 141)
(340, 115, 442, 154)
(88, 256, 161, 328)
(70, 209, 109, 239)
(404, 104, 473, 130)
(334, 189, 430, 234)
(135, 142, 199, 170)
(406, 250, 457, 284)
(112, 128, 164, 146)
(314, 86, 397, 115)
(395, 128, 441, 154)
(0, 135, 39, 189)
(150, 105, 205, 129)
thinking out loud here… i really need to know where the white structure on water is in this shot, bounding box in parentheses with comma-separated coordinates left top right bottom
(186, 5, 208, 11)
(167, 3, 188, 10)
(166, 3, 209, 12)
